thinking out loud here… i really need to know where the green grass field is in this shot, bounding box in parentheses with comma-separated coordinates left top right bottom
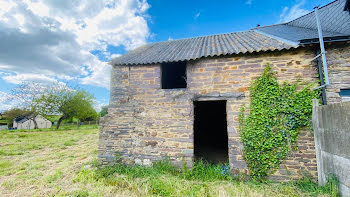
(0, 128, 338, 197)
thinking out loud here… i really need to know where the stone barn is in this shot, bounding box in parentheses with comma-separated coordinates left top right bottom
(99, 0, 350, 180)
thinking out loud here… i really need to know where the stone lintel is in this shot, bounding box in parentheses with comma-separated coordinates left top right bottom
(194, 92, 245, 101)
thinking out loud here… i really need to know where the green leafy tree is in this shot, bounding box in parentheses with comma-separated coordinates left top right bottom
(3, 108, 30, 126)
(7, 82, 54, 129)
(78, 105, 98, 121)
(239, 65, 319, 180)
(98, 107, 108, 118)
(33, 88, 95, 129)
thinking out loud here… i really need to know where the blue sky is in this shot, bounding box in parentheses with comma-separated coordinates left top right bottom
(0, 0, 330, 112)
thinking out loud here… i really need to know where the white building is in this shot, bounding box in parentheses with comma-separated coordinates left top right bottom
(13, 114, 52, 130)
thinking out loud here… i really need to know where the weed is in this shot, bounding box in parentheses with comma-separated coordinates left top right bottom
(64, 139, 77, 146)
(0, 160, 13, 175)
(68, 190, 89, 197)
(289, 175, 340, 197)
(0, 128, 339, 197)
(46, 170, 64, 183)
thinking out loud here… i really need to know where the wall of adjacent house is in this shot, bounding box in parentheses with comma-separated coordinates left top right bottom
(326, 42, 350, 103)
(35, 115, 52, 129)
(16, 120, 35, 130)
(99, 47, 319, 180)
(312, 100, 350, 197)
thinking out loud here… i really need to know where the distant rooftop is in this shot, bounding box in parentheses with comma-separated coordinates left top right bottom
(111, 0, 350, 66)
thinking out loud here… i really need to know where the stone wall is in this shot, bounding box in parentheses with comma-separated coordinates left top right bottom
(99, 47, 319, 179)
(270, 129, 317, 181)
(326, 42, 350, 103)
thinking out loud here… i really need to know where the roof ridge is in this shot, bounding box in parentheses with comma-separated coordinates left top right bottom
(144, 30, 254, 46)
(251, 22, 287, 30)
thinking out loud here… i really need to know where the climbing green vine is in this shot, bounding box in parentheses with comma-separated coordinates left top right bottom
(239, 64, 319, 180)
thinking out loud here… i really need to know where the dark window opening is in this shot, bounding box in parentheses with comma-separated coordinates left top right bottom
(161, 62, 187, 89)
(340, 89, 350, 102)
(194, 100, 228, 164)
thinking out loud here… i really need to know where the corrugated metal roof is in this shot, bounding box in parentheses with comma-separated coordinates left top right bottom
(111, 31, 296, 65)
(255, 24, 346, 42)
(256, 0, 350, 42)
(111, 0, 350, 66)
(288, 0, 350, 34)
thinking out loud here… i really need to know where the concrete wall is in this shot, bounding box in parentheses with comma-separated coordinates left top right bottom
(312, 100, 350, 197)
(99, 47, 319, 180)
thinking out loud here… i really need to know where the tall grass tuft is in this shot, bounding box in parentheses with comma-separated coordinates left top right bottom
(289, 174, 340, 197)
(74, 159, 340, 197)
(182, 160, 232, 181)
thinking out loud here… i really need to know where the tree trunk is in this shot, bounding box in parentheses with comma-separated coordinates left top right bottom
(56, 115, 66, 130)
(33, 119, 38, 129)
(28, 116, 38, 129)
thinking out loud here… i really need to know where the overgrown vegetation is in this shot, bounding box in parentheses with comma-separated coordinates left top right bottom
(239, 65, 319, 180)
(0, 128, 338, 196)
(288, 175, 340, 197)
(75, 159, 339, 197)
(90, 160, 233, 182)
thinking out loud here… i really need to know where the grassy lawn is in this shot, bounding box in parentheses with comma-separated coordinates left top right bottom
(0, 129, 337, 197)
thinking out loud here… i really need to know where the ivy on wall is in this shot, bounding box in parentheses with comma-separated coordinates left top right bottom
(239, 64, 319, 180)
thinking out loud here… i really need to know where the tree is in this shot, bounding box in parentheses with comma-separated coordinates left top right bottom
(78, 105, 97, 121)
(33, 88, 95, 129)
(10, 82, 48, 110)
(3, 108, 30, 126)
(98, 107, 108, 118)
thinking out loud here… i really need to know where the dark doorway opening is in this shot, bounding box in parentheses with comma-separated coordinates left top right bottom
(194, 100, 228, 164)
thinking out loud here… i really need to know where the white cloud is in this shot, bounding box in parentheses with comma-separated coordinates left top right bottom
(194, 12, 200, 19)
(3, 73, 58, 84)
(0, 0, 150, 89)
(279, 0, 310, 23)
(110, 54, 121, 59)
(80, 58, 112, 89)
(94, 99, 109, 113)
